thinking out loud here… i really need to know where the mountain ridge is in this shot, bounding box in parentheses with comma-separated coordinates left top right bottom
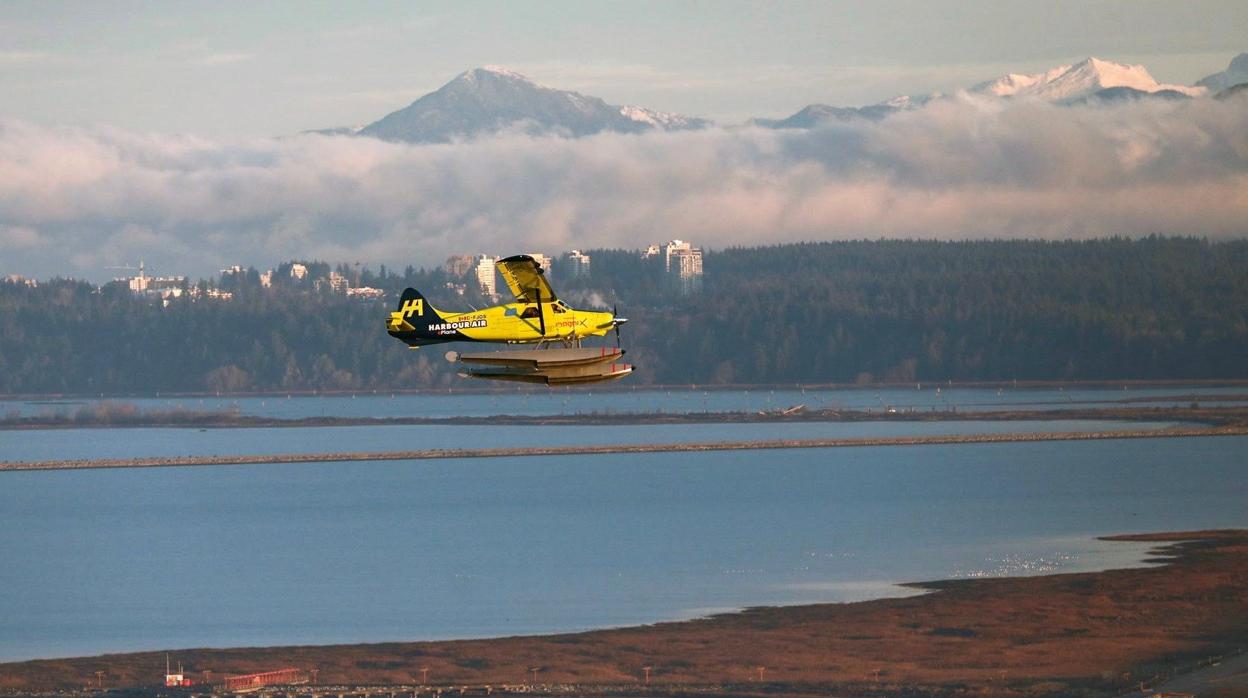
(1197, 52, 1248, 92)
(315, 54, 1245, 139)
(758, 55, 1231, 130)
(353, 66, 710, 143)
(969, 57, 1203, 100)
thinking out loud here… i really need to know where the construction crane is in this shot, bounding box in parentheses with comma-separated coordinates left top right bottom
(105, 260, 154, 290)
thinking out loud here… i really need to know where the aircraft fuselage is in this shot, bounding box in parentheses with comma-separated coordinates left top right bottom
(387, 295, 617, 347)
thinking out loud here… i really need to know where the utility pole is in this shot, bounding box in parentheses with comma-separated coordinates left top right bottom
(642, 666, 652, 685)
(420, 667, 428, 685)
(528, 666, 540, 684)
(755, 666, 766, 682)
(94, 671, 105, 688)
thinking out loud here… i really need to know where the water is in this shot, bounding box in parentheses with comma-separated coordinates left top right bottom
(0, 419, 1181, 463)
(1, 435, 1244, 662)
(3, 384, 1243, 420)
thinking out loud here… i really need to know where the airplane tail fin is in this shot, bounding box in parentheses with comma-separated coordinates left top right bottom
(387, 287, 442, 333)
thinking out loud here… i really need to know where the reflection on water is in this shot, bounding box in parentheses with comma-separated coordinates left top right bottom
(1, 435, 1244, 661)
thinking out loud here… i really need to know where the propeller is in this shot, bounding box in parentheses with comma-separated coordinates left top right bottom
(613, 303, 629, 348)
(595, 304, 629, 347)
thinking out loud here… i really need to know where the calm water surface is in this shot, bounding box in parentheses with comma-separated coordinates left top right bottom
(0, 419, 1180, 463)
(1, 435, 1244, 661)
(3, 385, 1244, 420)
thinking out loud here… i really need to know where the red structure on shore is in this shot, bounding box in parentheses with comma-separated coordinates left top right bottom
(222, 668, 310, 692)
(164, 656, 193, 687)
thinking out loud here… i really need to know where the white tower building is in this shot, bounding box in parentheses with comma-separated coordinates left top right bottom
(475, 255, 498, 295)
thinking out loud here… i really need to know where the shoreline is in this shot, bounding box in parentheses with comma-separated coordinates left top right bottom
(2, 377, 1247, 401)
(2, 403, 1247, 432)
(3, 423, 1247, 472)
(2, 530, 1245, 696)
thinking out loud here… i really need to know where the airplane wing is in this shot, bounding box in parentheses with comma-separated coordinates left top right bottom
(496, 255, 557, 304)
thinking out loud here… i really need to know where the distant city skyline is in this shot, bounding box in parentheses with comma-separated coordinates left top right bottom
(0, 1, 1245, 137)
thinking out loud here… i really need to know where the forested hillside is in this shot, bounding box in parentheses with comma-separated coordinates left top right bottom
(1, 237, 1244, 394)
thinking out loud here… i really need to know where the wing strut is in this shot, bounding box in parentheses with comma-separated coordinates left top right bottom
(535, 285, 545, 337)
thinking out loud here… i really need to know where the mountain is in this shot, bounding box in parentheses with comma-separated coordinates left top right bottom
(1066, 86, 1193, 105)
(1196, 52, 1248, 92)
(304, 125, 364, 137)
(353, 66, 710, 143)
(756, 93, 948, 130)
(758, 56, 1215, 130)
(753, 103, 898, 129)
(617, 105, 707, 130)
(969, 57, 1205, 101)
(331, 56, 1240, 140)
(1216, 82, 1248, 100)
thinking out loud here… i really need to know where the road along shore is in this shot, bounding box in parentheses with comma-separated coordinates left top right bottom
(3, 424, 1246, 472)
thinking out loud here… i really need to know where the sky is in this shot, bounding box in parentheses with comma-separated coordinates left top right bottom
(2, 0, 1245, 137)
(1, 1, 1247, 280)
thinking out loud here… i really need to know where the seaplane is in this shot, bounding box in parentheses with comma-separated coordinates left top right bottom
(386, 255, 633, 385)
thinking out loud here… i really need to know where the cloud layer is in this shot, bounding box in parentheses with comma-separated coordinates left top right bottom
(2, 93, 1247, 280)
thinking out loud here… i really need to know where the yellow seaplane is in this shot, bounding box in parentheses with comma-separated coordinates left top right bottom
(386, 255, 632, 385)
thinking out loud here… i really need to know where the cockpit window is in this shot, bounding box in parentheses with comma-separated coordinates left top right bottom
(520, 306, 541, 319)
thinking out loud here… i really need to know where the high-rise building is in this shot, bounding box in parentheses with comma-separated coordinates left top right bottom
(475, 255, 498, 295)
(669, 248, 703, 293)
(566, 250, 591, 278)
(663, 240, 703, 294)
(663, 240, 693, 272)
(444, 255, 476, 277)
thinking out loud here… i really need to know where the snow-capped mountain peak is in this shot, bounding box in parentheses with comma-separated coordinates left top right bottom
(971, 57, 1204, 101)
(758, 53, 1230, 132)
(619, 105, 708, 129)
(474, 64, 531, 81)
(882, 93, 939, 109)
(449, 65, 541, 91)
(974, 64, 1073, 97)
(353, 66, 709, 143)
